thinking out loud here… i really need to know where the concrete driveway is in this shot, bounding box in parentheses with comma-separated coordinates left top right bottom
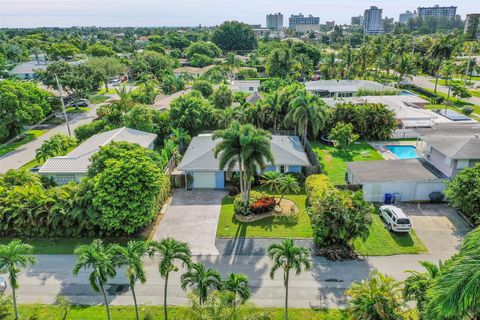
(396, 203, 471, 257)
(153, 189, 227, 255)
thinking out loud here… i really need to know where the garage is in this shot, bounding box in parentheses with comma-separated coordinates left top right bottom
(192, 172, 216, 188)
(347, 159, 448, 202)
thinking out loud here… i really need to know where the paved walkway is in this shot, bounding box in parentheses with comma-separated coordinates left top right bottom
(153, 189, 227, 255)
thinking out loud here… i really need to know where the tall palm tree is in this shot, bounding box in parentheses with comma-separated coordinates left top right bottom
(340, 44, 354, 79)
(222, 273, 251, 310)
(113, 85, 134, 112)
(440, 60, 455, 100)
(285, 90, 327, 144)
(0, 240, 37, 320)
(213, 122, 273, 215)
(169, 128, 191, 153)
(111, 241, 147, 320)
(149, 238, 191, 320)
(268, 239, 311, 320)
(181, 263, 222, 305)
(277, 174, 300, 205)
(72, 240, 117, 320)
(345, 270, 405, 320)
(396, 53, 415, 84)
(427, 36, 455, 93)
(262, 91, 282, 131)
(426, 227, 480, 319)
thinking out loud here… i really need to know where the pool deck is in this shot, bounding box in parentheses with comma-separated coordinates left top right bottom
(369, 140, 420, 160)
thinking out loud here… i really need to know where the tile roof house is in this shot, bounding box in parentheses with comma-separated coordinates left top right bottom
(177, 134, 310, 188)
(39, 127, 157, 184)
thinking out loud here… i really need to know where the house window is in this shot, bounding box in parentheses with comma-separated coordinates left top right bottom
(249, 87, 254, 91)
(456, 159, 469, 169)
(280, 165, 286, 173)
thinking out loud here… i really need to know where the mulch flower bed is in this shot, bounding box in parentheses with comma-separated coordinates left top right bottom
(235, 198, 299, 223)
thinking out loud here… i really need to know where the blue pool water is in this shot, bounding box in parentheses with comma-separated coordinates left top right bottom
(399, 90, 416, 96)
(386, 145, 418, 159)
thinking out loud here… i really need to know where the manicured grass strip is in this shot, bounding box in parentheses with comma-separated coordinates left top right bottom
(354, 215, 427, 256)
(310, 142, 383, 185)
(0, 236, 145, 254)
(88, 94, 109, 104)
(424, 104, 480, 121)
(216, 194, 313, 239)
(66, 106, 89, 113)
(97, 87, 117, 94)
(8, 305, 346, 320)
(0, 129, 47, 157)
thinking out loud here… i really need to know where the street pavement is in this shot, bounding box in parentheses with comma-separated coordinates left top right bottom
(411, 75, 480, 106)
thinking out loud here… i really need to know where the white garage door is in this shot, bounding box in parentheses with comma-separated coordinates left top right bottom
(193, 172, 216, 188)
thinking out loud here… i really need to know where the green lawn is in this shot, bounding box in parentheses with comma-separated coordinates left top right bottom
(88, 94, 109, 104)
(428, 79, 474, 86)
(0, 129, 47, 157)
(97, 87, 117, 95)
(66, 106, 89, 113)
(354, 215, 427, 256)
(216, 193, 313, 238)
(425, 104, 480, 121)
(0, 236, 145, 254)
(5, 305, 346, 320)
(471, 90, 480, 98)
(310, 142, 383, 185)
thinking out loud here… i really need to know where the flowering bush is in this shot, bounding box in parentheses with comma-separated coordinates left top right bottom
(234, 190, 275, 215)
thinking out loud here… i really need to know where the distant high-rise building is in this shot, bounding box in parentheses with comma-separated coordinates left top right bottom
(351, 15, 364, 26)
(416, 5, 457, 21)
(363, 6, 383, 35)
(399, 10, 414, 24)
(266, 13, 283, 30)
(325, 21, 335, 28)
(465, 14, 480, 40)
(289, 13, 320, 29)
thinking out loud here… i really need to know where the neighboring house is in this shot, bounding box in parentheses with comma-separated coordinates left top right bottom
(246, 92, 262, 104)
(173, 65, 215, 78)
(347, 159, 447, 202)
(228, 80, 260, 93)
(305, 80, 390, 97)
(39, 127, 157, 184)
(415, 124, 480, 178)
(177, 134, 311, 189)
(9, 61, 50, 80)
(323, 95, 453, 129)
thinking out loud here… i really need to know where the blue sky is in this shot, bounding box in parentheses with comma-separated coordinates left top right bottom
(1, 0, 478, 28)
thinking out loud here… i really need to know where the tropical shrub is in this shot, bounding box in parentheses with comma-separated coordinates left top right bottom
(192, 80, 214, 98)
(328, 122, 359, 150)
(233, 191, 273, 215)
(444, 164, 480, 225)
(462, 106, 474, 116)
(305, 174, 334, 205)
(212, 85, 233, 109)
(74, 119, 111, 141)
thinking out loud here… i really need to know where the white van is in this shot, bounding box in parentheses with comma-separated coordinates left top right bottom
(379, 205, 411, 233)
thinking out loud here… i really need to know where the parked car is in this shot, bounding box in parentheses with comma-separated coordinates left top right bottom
(30, 166, 42, 173)
(379, 205, 411, 233)
(110, 79, 121, 86)
(0, 276, 6, 293)
(67, 99, 89, 107)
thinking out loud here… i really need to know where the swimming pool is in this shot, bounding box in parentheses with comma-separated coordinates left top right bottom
(386, 145, 418, 159)
(399, 90, 416, 96)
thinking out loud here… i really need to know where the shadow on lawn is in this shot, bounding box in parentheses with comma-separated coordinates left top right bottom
(390, 232, 416, 247)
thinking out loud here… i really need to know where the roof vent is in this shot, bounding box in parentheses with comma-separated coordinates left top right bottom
(475, 134, 480, 139)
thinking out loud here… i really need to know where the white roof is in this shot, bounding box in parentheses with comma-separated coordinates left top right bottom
(305, 80, 388, 93)
(9, 61, 50, 75)
(178, 134, 310, 171)
(39, 127, 157, 174)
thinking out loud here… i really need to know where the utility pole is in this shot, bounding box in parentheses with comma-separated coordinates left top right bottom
(55, 74, 71, 137)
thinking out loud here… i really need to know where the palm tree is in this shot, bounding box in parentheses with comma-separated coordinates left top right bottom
(149, 238, 191, 320)
(260, 171, 283, 195)
(427, 36, 455, 93)
(111, 241, 147, 320)
(404, 261, 441, 319)
(396, 53, 415, 84)
(222, 273, 251, 310)
(113, 85, 134, 112)
(345, 270, 405, 320)
(0, 240, 37, 320)
(181, 263, 222, 305)
(440, 60, 455, 101)
(262, 91, 282, 131)
(285, 90, 327, 144)
(426, 227, 480, 319)
(213, 122, 273, 215)
(268, 239, 311, 320)
(340, 44, 354, 79)
(72, 240, 117, 320)
(169, 128, 191, 153)
(277, 175, 300, 205)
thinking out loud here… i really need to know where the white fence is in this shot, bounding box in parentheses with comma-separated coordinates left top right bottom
(391, 129, 419, 139)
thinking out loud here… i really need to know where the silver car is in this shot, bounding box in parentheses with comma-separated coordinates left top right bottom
(0, 275, 6, 292)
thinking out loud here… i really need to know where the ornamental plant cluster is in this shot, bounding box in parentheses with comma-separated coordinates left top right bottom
(0, 142, 172, 237)
(305, 174, 373, 260)
(233, 191, 274, 215)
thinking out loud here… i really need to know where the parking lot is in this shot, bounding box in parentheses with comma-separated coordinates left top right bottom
(396, 203, 472, 255)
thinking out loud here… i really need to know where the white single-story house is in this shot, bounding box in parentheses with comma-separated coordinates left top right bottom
(347, 159, 447, 202)
(39, 127, 157, 184)
(228, 80, 260, 93)
(305, 80, 390, 98)
(9, 61, 51, 80)
(177, 134, 311, 189)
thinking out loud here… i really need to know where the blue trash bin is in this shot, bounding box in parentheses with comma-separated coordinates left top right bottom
(384, 193, 393, 204)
